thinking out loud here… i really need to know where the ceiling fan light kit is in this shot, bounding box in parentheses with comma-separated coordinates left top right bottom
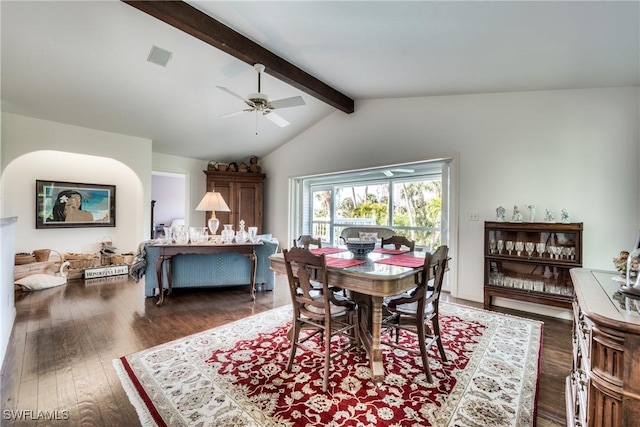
(217, 63, 305, 129)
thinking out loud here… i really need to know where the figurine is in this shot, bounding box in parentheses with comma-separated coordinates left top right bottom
(249, 155, 262, 173)
(544, 209, 555, 222)
(614, 251, 630, 275)
(525, 204, 535, 222)
(495, 206, 506, 221)
(511, 205, 523, 222)
(561, 208, 570, 223)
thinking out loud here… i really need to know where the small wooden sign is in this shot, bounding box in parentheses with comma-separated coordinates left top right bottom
(84, 264, 129, 279)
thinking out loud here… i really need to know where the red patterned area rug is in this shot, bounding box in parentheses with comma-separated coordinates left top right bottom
(113, 303, 542, 427)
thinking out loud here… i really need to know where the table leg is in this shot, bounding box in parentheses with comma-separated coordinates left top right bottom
(249, 251, 257, 300)
(369, 295, 384, 384)
(166, 257, 173, 296)
(353, 293, 385, 384)
(155, 256, 164, 307)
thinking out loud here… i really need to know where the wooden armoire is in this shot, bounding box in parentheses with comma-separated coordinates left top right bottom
(203, 170, 265, 234)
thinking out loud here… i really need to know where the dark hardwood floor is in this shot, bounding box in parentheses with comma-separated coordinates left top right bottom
(1, 274, 572, 426)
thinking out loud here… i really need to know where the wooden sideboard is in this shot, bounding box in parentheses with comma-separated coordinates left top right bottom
(567, 269, 640, 426)
(204, 170, 265, 234)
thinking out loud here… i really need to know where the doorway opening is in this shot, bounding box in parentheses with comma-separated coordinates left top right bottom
(151, 171, 186, 238)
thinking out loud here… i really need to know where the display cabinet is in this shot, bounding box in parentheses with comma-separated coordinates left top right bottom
(204, 170, 265, 234)
(484, 221, 583, 309)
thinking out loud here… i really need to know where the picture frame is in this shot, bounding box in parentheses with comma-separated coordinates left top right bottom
(36, 180, 116, 229)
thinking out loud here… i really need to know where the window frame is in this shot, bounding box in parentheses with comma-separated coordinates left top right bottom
(289, 157, 457, 293)
(293, 160, 451, 248)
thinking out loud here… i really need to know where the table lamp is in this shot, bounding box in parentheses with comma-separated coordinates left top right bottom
(195, 191, 230, 235)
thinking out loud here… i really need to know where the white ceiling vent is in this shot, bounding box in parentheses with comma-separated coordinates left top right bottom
(147, 45, 173, 67)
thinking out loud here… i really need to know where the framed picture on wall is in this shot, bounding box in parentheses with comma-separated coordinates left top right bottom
(36, 180, 116, 228)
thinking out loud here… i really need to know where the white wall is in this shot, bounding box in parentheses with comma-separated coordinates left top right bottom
(0, 217, 16, 373)
(262, 87, 640, 315)
(2, 114, 152, 254)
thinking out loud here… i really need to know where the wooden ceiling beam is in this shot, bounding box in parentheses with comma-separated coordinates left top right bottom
(122, 1, 354, 114)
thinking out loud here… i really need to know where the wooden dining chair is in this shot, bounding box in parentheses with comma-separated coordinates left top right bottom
(283, 247, 360, 392)
(381, 245, 449, 383)
(293, 235, 322, 249)
(293, 235, 349, 295)
(381, 235, 416, 251)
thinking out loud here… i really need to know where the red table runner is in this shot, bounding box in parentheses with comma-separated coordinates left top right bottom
(325, 258, 367, 268)
(373, 248, 410, 255)
(375, 255, 424, 268)
(310, 247, 349, 256)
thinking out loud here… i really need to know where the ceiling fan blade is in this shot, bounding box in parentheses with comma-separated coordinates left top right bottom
(264, 111, 290, 127)
(216, 86, 249, 103)
(269, 96, 305, 110)
(219, 110, 251, 118)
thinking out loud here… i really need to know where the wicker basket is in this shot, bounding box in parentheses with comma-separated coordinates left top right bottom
(33, 249, 51, 262)
(122, 253, 136, 264)
(15, 253, 35, 265)
(64, 253, 99, 269)
(111, 254, 124, 265)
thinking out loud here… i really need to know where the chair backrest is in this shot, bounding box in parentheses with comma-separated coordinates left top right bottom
(283, 248, 331, 320)
(420, 245, 449, 305)
(170, 218, 185, 229)
(339, 226, 395, 243)
(385, 245, 449, 311)
(402, 245, 448, 302)
(381, 235, 415, 251)
(293, 235, 322, 249)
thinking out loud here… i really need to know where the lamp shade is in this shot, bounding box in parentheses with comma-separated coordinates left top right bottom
(195, 192, 230, 235)
(195, 192, 230, 212)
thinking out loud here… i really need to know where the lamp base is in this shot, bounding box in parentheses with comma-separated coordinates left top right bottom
(207, 217, 220, 235)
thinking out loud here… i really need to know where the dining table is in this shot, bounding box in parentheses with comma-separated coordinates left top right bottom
(269, 246, 426, 384)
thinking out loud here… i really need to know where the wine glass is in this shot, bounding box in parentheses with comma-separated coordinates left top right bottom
(536, 242, 545, 257)
(515, 241, 524, 257)
(489, 239, 497, 254)
(505, 240, 514, 255)
(497, 240, 504, 255)
(547, 245, 556, 259)
(525, 242, 534, 257)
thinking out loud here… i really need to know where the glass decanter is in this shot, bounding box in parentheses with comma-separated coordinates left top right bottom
(235, 220, 249, 243)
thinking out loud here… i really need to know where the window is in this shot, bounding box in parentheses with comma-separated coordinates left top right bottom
(293, 159, 451, 250)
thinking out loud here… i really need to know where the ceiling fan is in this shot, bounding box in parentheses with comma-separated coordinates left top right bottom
(360, 168, 416, 177)
(217, 63, 305, 128)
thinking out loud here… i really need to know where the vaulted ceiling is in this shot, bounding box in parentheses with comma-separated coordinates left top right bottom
(2, 1, 638, 162)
